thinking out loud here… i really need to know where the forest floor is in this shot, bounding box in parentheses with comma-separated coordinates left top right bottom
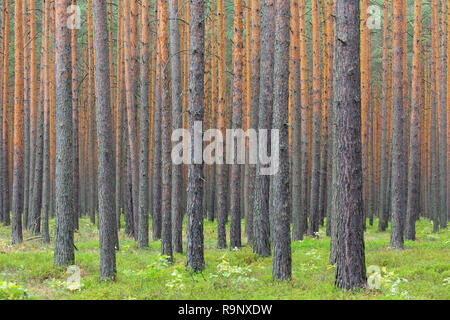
(0, 217, 448, 300)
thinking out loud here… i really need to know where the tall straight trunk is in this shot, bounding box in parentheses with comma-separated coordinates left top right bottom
(390, 0, 406, 248)
(447, 0, 450, 227)
(253, 0, 275, 257)
(0, 0, 10, 226)
(0, 1, 4, 225)
(379, 0, 390, 232)
(291, 0, 302, 241)
(207, 0, 217, 224)
(169, 0, 184, 253)
(71, 0, 79, 231)
(23, 0, 31, 231)
(152, 2, 162, 240)
(138, 0, 151, 248)
(87, 0, 96, 225)
(159, 0, 173, 262)
(186, 0, 206, 273)
(230, 0, 243, 249)
(298, 0, 308, 239)
(115, 0, 124, 231)
(54, 0, 75, 266)
(124, 0, 140, 237)
(216, 0, 227, 249)
(431, 0, 440, 233)
(2, 0, 10, 227)
(406, 0, 422, 240)
(30, 4, 47, 236)
(308, 0, 321, 237)
(12, 0, 24, 244)
(41, 0, 51, 243)
(272, 0, 291, 281)
(318, 0, 328, 228)
(334, 0, 366, 290)
(361, 0, 369, 228)
(439, 0, 448, 229)
(325, 0, 334, 236)
(247, 0, 261, 245)
(92, 0, 117, 279)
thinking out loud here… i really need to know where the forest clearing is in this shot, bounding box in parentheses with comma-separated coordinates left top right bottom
(0, 0, 448, 302)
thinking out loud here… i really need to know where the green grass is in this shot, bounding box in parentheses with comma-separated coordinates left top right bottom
(0, 217, 448, 300)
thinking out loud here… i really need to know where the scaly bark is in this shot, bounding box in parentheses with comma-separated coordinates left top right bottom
(54, 0, 75, 266)
(272, 0, 291, 281)
(92, 0, 117, 279)
(186, 0, 206, 272)
(334, 0, 366, 289)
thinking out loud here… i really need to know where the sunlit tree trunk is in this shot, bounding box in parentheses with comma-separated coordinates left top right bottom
(12, 0, 24, 244)
(406, 0, 422, 240)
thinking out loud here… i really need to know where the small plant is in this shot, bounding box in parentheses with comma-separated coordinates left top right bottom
(166, 270, 185, 293)
(212, 255, 257, 286)
(0, 281, 34, 300)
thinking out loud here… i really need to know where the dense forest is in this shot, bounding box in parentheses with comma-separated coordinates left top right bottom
(0, 0, 448, 300)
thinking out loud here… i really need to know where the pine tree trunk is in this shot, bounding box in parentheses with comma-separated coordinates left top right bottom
(169, 0, 184, 253)
(253, 0, 275, 257)
(272, 0, 291, 281)
(390, 0, 407, 248)
(308, 0, 321, 237)
(216, 0, 227, 249)
(334, 0, 366, 289)
(138, 0, 151, 248)
(12, 0, 24, 244)
(186, 0, 206, 272)
(71, 0, 79, 231)
(92, 0, 117, 279)
(378, 0, 390, 232)
(406, 0, 422, 240)
(54, 0, 75, 266)
(230, 0, 244, 249)
(159, 0, 173, 261)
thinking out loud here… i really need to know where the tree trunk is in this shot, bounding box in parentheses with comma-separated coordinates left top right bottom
(272, 0, 291, 281)
(230, 0, 244, 249)
(92, 0, 117, 279)
(186, 0, 205, 272)
(308, 0, 321, 237)
(253, 0, 275, 258)
(390, 0, 406, 248)
(378, 0, 390, 232)
(406, 0, 422, 240)
(334, 0, 366, 289)
(216, 0, 227, 249)
(12, 0, 24, 244)
(169, 0, 184, 253)
(54, 0, 75, 266)
(138, 0, 151, 248)
(159, 0, 173, 262)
